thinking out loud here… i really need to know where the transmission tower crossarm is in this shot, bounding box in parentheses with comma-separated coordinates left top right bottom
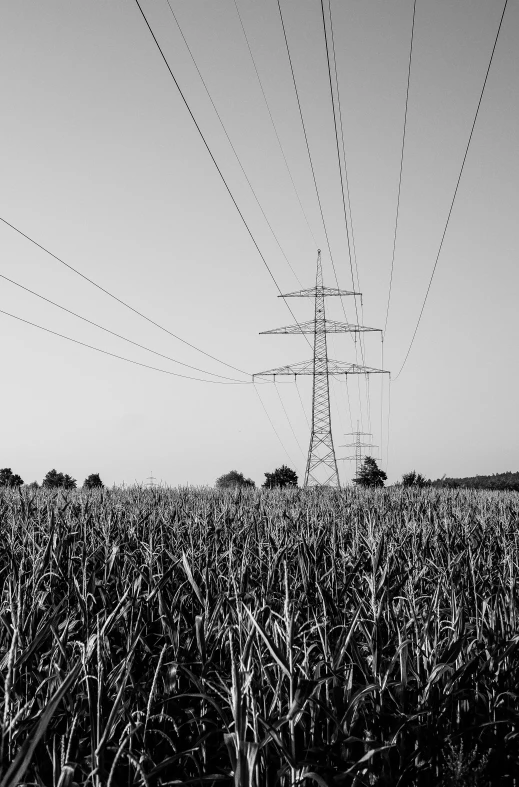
(260, 319, 381, 335)
(279, 286, 361, 298)
(339, 455, 380, 461)
(253, 358, 388, 378)
(341, 442, 378, 449)
(344, 431, 373, 437)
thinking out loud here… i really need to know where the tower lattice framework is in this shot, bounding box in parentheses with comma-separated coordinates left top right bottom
(340, 424, 379, 480)
(254, 251, 389, 487)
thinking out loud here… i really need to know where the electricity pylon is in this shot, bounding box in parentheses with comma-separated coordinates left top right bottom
(254, 250, 388, 487)
(340, 423, 379, 480)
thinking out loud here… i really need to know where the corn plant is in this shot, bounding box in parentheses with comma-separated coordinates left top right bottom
(0, 485, 518, 785)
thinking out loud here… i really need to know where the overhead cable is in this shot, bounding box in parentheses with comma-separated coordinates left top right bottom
(295, 376, 310, 428)
(276, 0, 352, 316)
(277, 0, 360, 426)
(274, 382, 306, 459)
(233, 0, 319, 249)
(327, 0, 361, 298)
(320, 0, 360, 322)
(253, 383, 297, 468)
(386, 377, 392, 474)
(133, 0, 310, 348)
(0, 215, 249, 377)
(0, 308, 249, 385)
(165, 0, 303, 288)
(0, 272, 247, 383)
(138, 0, 313, 454)
(383, 0, 417, 336)
(319, 0, 368, 428)
(394, 0, 508, 380)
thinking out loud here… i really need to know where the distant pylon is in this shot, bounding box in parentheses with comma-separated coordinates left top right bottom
(146, 471, 156, 488)
(254, 251, 389, 487)
(340, 422, 379, 480)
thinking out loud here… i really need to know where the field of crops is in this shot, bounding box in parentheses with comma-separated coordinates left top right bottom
(1, 486, 519, 786)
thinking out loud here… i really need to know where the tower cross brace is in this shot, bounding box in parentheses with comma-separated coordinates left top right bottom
(254, 251, 389, 488)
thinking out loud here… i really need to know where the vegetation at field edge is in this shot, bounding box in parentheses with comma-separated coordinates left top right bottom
(0, 486, 518, 786)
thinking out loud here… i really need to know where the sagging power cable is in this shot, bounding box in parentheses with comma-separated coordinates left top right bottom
(0, 309, 249, 385)
(383, 0, 417, 337)
(277, 0, 362, 428)
(165, 0, 303, 288)
(394, 0, 508, 380)
(0, 272, 249, 383)
(0, 215, 250, 377)
(134, 0, 312, 351)
(253, 382, 297, 468)
(233, 0, 319, 249)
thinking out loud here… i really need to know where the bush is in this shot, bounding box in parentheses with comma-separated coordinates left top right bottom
(215, 470, 255, 489)
(42, 469, 77, 490)
(402, 470, 429, 488)
(263, 465, 298, 489)
(0, 468, 24, 487)
(83, 473, 104, 489)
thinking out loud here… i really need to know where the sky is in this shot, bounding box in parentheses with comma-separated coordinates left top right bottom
(1, 0, 517, 488)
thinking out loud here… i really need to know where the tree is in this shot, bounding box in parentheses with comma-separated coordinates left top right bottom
(353, 457, 387, 488)
(263, 465, 298, 489)
(83, 473, 104, 489)
(42, 469, 77, 490)
(216, 470, 255, 490)
(402, 470, 429, 488)
(0, 468, 24, 487)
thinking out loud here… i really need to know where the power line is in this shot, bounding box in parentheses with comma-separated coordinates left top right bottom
(165, 0, 303, 288)
(277, 0, 361, 428)
(133, 0, 311, 350)
(319, 0, 359, 322)
(161, 0, 317, 457)
(276, 1, 350, 314)
(0, 215, 249, 377)
(380, 337, 385, 468)
(274, 382, 306, 459)
(386, 377, 392, 475)
(320, 0, 371, 431)
(383, 0, 417, 336)
(253, 382, 297, 468)
(0, 272, 248, 383)
(0, 308, 249, 385)
(232, 0, 319, 249)
(295, 376, 310, 429)
(394, 0, 508, 380)
(137, 0, 315, 455)
(326, 0, 371, 430)
(327, 0, 361, 299)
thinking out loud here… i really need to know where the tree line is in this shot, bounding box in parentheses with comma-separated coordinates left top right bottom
(216, 465, 299, 489)
(430, 471, 519, 492)
(0, 468, 103, 489)
(3, 461, 516, 492)
(216, 458, 389, 489)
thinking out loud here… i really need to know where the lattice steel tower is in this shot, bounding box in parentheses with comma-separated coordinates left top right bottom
(254, 251, 388, 487)
(340, 423, 379, 480)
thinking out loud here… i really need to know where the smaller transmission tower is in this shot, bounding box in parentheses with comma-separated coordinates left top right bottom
(340, 423, 379, 481)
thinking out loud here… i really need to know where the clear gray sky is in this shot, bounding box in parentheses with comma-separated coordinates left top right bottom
(1, 0, 517, 487)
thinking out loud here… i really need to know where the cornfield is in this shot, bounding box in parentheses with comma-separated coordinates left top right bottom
(1, 486, 518, 786)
